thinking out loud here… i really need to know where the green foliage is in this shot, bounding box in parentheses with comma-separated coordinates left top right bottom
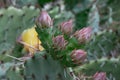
(74, 57, 120, 80)
(15, 0, 37, 7)
(49, 6, 75, 27)
(24, 51, 73, 80)
(38, 0, 54, 7)
(0, 5, 75, 80)
(0, 62, 14, 77)
(85, 26, 120, 60)
(64, 0, 80, 10)
(6, 66, 24, 80)
(0, 0, 120, 80)
(0, 6, 39, 54)
(75, 9, 90, 30)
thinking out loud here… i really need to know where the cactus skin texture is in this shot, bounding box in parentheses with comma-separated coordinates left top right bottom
(0, 4, 120, 80)
(23, 51, 73, 80)
(0, 6, 40, 78)
(85, 27, 120, 60)
(0, 6, 40, 54)
(0, 62, 24, 80)
(6, 66, 24, 80)
(0, 6, 76, 80)
(74, 58, 120, 80)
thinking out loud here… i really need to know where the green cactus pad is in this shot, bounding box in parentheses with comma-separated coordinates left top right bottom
(24, 51, 73, 80)
(0, 6, 40, 54)
(0, 62, 14, 77)
(85, 30, 119, 60)
(74, 57, 120, 80)
(6, 66, 24, 80)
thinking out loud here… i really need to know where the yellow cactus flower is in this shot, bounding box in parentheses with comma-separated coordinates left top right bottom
(21, 26, 44, 55)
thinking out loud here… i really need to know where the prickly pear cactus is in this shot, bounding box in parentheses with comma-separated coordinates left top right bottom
(0, 6, 40, 79)
(24, 51, 73, 80)
(0, 6, 78, 80)
(0, 6, 40, 54)
(1, 1, 120, 80)
(0, 62, 14, 78)
(6, 64, 24, 80)
(85, 25, 120, 60)
(0, 61, 24, 80)
(74, 57, 120, 80)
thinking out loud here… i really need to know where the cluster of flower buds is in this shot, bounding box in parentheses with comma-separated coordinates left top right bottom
(93, 72, 106, 80)
(52, 35, 67, 50)
(74, 27, 92, 43)
(59, 20, 73, 35)
(36, 11, 90, 65)
(70, 49, 87, 64)
(36, 11, 53, 28)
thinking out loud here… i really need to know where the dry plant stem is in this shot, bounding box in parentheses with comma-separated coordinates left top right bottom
(69, 67, 80, 80)
(6, 54, 24, 62)
(18, 40, 39, 51)
(6, 39, 37, 61)
(6, 54, 32, 62)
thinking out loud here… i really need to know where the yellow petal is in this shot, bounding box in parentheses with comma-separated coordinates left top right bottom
(21, 26, 44, 54)
(39, 45, 44, 51)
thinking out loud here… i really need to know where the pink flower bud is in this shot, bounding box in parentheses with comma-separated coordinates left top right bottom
(52, 35, 67, 50)
(93, 72, 106, 80)
(74, 27, 92, 43)
(70, 50, 87, 64)
(59, 20, 73, 35)
(37, 11, 53, 27)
